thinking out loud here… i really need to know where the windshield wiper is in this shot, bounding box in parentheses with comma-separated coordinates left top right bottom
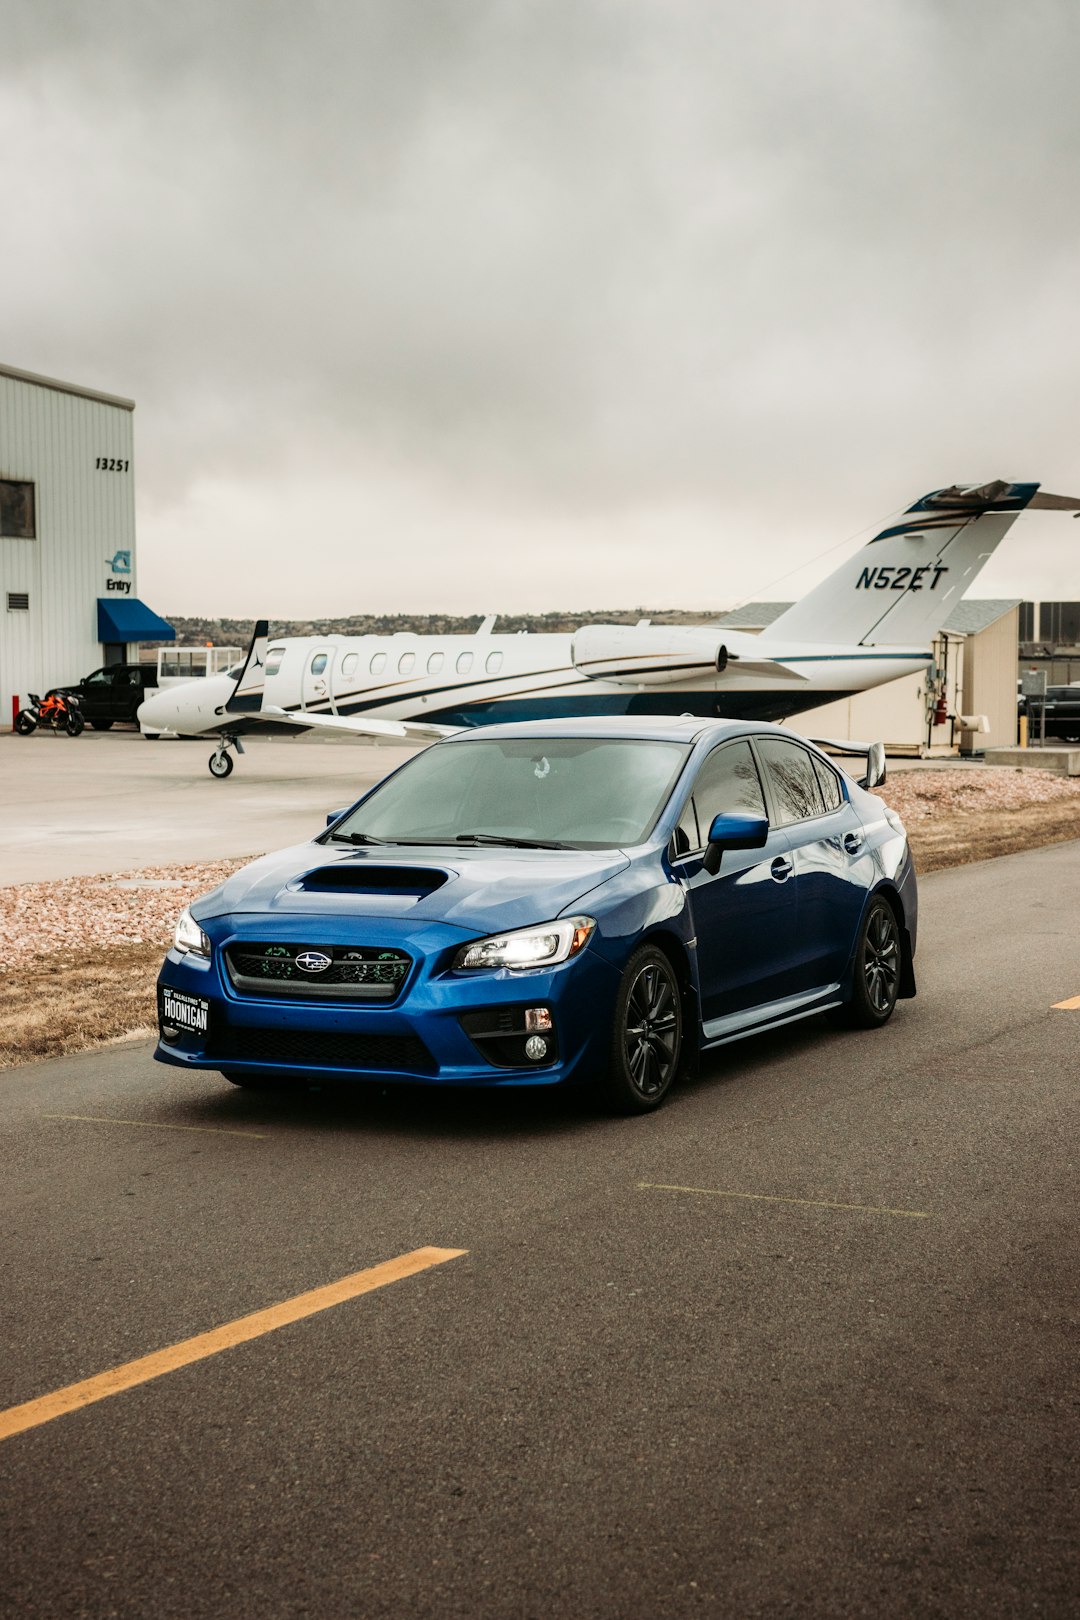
(454, 832, 573, 850)
(326, 831, 388, 845)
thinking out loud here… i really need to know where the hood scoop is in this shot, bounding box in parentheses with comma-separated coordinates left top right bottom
(291, 864, 450, 900)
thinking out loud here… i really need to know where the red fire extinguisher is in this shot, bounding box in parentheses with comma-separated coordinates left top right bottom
(932, 695, 949, 727)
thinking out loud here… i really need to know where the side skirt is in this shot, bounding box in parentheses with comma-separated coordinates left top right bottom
(700, 985, 843, 1051)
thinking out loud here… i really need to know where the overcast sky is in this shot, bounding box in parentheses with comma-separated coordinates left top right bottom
(6, 0, 1080, 616)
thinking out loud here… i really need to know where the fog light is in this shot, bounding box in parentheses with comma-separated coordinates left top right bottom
(524, 1035, 549, 1061)
(525, 1007, 553, 1033)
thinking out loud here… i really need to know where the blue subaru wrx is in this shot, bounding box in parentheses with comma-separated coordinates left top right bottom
(155, 718, 917, 1113)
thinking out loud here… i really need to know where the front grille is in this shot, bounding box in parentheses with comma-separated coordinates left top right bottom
(212, 1027, 434, 1074)
(225, 942, 411, 1001)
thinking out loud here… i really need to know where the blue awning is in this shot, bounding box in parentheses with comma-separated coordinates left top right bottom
(97, 598, 176, 643)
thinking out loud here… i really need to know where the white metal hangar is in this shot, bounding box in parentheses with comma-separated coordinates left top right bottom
(0, 361, 174, 718)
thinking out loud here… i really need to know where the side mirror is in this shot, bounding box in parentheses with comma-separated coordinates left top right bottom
(702, 812, 769, 875)
(325, 808, 347, 827)
(861, 743, 886, 790)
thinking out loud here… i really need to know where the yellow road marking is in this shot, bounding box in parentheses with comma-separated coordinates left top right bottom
(1051, 994, 1080, 1010)
(638, 1181, 930, 1219)
(0, 1247, 467, 1444)
(44, 1114, 267, 1140)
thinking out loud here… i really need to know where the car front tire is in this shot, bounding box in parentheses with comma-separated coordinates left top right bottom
(90, 719, 114, 730)
(599, 945, 683, 1114)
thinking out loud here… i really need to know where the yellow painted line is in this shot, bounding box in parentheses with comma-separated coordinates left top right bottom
(1051, 994, 1080, 1010)
(638, 1181, 931, 1220)
(44, 1114, 267, 1141)
(0, 1247, 467, 1445)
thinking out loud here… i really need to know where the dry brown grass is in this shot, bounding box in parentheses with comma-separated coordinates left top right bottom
(2, 786, 1078, 1071)
(906, 801, 1080, 872)
(0, 943, 163, 1068)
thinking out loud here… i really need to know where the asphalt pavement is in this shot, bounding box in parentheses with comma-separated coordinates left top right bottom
(1, 842, 1079, 1618)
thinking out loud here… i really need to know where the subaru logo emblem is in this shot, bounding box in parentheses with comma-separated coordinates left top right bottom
(296, 950, 332, 973)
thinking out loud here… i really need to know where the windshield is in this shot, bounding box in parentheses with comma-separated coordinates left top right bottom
(330, 736, 691, 849)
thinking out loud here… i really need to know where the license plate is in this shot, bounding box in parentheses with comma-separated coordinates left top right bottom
(159, 986, 210, 1038)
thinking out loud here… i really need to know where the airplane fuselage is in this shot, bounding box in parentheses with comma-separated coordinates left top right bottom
(249, 628, 930, 729)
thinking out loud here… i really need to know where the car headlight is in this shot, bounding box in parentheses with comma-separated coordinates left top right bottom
(453, 916, 596, 972)
(174, 907, 211, 958)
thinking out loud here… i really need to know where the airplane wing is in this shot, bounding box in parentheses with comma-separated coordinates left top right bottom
(258, 705, 459, 743)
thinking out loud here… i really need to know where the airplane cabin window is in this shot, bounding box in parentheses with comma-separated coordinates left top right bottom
(264, 648, 286, 677)
(341, 653, 358, 678)
(485, 651, 504, 675)
(456, 651, 474, 674)
(398, 652, 416, 674)
(310, 653, 329, 675)
(370, 652, 387, 674)
(427, 651, 445, 674)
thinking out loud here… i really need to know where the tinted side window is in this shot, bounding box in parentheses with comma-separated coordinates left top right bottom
(672, 796, 699, 856)
(812, 754, 843, 812)
(693, 740, 767, 836)
(756, 737, 825, 825)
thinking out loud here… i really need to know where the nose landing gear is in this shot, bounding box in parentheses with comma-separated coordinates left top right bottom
(209, 734, 245, 778)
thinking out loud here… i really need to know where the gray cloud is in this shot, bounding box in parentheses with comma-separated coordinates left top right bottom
(6, 0, 1080, 612)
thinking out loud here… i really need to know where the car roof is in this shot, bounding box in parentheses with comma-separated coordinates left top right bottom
(441, 715, 798, 746)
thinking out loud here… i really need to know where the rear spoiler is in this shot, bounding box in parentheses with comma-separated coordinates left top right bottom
(806, 736, 887, 791)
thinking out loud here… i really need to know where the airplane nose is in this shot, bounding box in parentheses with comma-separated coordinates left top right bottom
(137, 691, 171, 728)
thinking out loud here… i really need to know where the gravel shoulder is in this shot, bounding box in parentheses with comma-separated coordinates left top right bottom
(3, 766, 1079, 1069)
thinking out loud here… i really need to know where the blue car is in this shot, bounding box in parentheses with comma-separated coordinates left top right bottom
(155, 718, 917, 1113)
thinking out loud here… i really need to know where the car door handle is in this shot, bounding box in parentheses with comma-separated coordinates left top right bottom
(843, 831, 864, 855)
(770, 855, 794, 882)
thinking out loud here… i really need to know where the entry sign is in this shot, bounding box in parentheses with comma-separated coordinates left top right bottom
(1021, 670, 1048, 698)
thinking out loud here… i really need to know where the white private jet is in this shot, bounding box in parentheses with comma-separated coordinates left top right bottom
(138, 479, 1080, 775)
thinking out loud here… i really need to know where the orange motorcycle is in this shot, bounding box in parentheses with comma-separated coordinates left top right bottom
(15, 691, 85, 737)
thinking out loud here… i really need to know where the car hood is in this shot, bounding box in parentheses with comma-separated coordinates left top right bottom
(193, 841, 631, 937)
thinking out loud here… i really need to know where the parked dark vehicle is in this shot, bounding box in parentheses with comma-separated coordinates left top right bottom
(53, 664, 158, 730)
(1019, 684, 1080, 744)
(15, 691, 84, 737)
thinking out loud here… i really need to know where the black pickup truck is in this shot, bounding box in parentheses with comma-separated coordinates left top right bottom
(53, 664, 159, 729)
(1021, 684, 1080, 744)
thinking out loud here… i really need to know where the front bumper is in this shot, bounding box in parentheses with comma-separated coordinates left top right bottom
(154, 916, 622, 1089)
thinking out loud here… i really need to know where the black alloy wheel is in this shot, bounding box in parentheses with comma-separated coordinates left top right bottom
(14, 712, 35, 735)
(66, 710, 85, 736)
(89, 719, 114, 730)
(601, 945, 683, 1113)
(837, 896, 901, 1028)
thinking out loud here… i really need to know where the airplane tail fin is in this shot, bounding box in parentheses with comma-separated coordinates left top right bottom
(766, 482, 1080, 646)
(226, 619, 269, 713)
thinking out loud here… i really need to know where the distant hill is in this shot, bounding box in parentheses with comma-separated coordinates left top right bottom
(144, 608, 719, 647)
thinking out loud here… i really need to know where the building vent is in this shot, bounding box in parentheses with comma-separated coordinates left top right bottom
(7, 592, 29, 611)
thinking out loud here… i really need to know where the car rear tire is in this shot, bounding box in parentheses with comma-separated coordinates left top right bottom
(598, 945, 683, 1114)
(90, 719, 113, 730)
(835, 896, 901, 1029)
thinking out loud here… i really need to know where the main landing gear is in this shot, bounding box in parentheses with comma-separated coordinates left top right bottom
(209, 734, 245, 778)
